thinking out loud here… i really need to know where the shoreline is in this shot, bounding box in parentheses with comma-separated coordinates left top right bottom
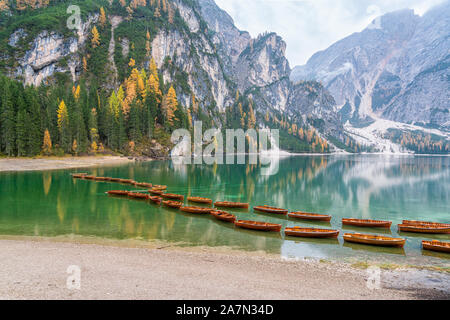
(0, 153, 448, 173)
(0, 156, 136, 172)
(0, 235, 448, 300)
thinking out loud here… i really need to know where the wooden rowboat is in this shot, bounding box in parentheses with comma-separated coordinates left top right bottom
(134, 182, 153, 188)
(188, 197, 213, 205)
(149, 189, 165, 195)
(422, 240, 450, 253)
(84, 175, 96, 180)
(110, 178, 122, 182)
(149, 196, 162, 205)
(403, 220, 450, 227)
(180, 206, 213, 214)
(103, 177, 113, 181)
(161, 193, 185, 201)
(342, 218, 392, 228)
(285, 227, 339, 238)
(288, 212, 332, 222)
(398, 224, 450, 234)
(234, 220, 282, 232)
(162, 200, 183, 209)
(214, 201, 249, 209)
(254, 205, 288, 215)
(107, 190, 129, 196)
(119, 179, 135, 184)
(153, 185, 167, 190)
(94, 177, 108, 181)
(343, 233, 405, 247)
(127, 192, 149, 200)
(211, 210, 236, 223)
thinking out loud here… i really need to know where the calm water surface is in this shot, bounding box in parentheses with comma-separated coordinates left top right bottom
(0, 155, 449, 266)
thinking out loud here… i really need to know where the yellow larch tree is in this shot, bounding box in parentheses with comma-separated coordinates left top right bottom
(99, 7, 107, 28)
(42, 129, 52, 155)
(91, 26, 100, 48)
(149, 57, 159, 82)
(163, 86, 178, 126)
(57, 100, 69, 130)
(0, 0, 9, 11)
(191, 94, 198, 114)
(72, 139, 78, 155)
(82, 56, 88, 72)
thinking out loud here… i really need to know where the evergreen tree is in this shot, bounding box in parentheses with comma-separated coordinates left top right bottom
(1, 80, 16, 156)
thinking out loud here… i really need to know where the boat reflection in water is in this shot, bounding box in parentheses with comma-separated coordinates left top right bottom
(343, 242, 406, 256)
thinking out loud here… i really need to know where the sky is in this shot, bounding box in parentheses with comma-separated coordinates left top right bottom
(214, 0, 446, 66)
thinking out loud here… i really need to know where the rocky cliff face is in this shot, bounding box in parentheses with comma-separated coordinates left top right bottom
(11, 15, 98, 87)
(197, 0, 341, 136)
(291, 3, 450, 131)
(1, 0, 344, 147)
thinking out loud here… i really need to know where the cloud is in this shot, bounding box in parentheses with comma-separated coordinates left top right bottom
(214, 0, 447, 66)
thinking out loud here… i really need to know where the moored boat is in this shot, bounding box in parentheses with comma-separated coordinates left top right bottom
(422, 240, 450, 253)
(187, 197, 213, 205)
(84, 175, 96, 180)
(398, 224, 450, 234)
(149, 189, 165, 195)
(285, 227, 339, 238)
(162, 200, 183, 209)
(161, 193, 185, 201)
(180, 206, 213, 214)
(107, 190, 129, 196)
(152, 185, 167, 190)
(149, 196, 162, 205)
(119, 179, 135, 184)
(234, 220, 282, 232)
(134, 182, 153, 188)
(110, 178, 122, 182)
(254, 205, 288, 215)
(343, 233, 405, 247)
(210, 210, 236, 223)
(403, 220, 450, 227)
(288, 212, 332, 222)
(342, 218, 392, 228)
(94, 177, 107, 181)
(214, 201, 249, 209)
(127, 192, 149, 200)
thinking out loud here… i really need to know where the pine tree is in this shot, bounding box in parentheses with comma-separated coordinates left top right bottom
(16, 100, 28, 156)
(1, 81, 16, 156)
(24, 87, 41, 156)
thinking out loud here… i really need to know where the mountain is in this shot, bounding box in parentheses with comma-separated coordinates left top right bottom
(291, 2, 449, 151)
(0, 0, 353, 156)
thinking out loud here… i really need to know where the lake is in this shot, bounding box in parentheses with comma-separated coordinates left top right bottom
(0, 155, 449, 266)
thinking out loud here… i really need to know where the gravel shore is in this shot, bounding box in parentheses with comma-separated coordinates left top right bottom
(0, 238, 447, 300)
(0, 156, 134, 172)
